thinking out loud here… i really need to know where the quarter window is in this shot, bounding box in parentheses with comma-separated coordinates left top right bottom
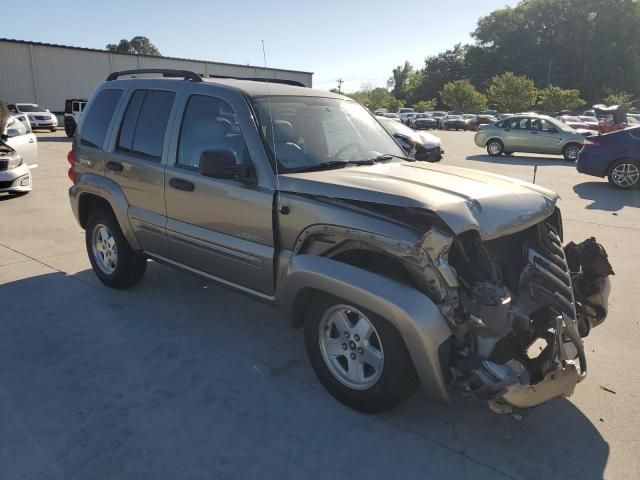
(177, 95, 249, 169)
(80, 89, 122, 149)
(116, 90, 175, 161)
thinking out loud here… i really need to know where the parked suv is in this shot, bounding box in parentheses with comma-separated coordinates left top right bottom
(64, 98, 87, 137)
(68, 69, 606, 414)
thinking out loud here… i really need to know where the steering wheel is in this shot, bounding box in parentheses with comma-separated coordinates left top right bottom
(334, 142, 364, 160)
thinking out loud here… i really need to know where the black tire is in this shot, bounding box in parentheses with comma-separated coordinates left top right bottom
(503, 151, 514, 156)
(607, 159, 640, 190)
(562, 143, 582, 162)
(50, 127, 57, 132)
(304, 293, 417, 413)
(64, 118, 76, 137)
(85, 208, 147, 289)
(486, 139, 504, 156)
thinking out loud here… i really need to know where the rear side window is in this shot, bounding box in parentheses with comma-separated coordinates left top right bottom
(116, 90, 175, 161)
(80, 89, 123, 149)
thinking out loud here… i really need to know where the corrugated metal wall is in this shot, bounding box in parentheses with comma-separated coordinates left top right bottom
(0, 40, 313, 112)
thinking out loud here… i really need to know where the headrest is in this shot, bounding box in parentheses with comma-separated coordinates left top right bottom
(273, 119, 296, 144)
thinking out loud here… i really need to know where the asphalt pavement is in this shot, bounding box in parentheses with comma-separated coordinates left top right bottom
(1, 129, 638, 480)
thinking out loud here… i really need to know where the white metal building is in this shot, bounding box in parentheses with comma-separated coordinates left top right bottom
(0, 38, 313, 113)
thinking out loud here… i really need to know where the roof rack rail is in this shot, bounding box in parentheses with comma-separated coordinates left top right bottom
(106, 69, 202, 82)
(207, 75, 306, 87)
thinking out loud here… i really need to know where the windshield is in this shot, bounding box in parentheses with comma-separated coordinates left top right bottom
(548, 116, 576, 132)
(252, 96, 405, 173)
(561, 116, 581, 122)
(17, 104, 44, 112)
(448, 115, 463, 120)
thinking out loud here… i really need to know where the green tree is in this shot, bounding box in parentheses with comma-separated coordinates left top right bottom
(487, 72, 538, 112)
(386, 97, 405, 112)
(406, 44, 468, 105)
(603, 91, 637, 112)
(468, 0, 640, 102)
(440, 80, 487, 112)
(538, 87, 586, 113)
(414, 99, 438, 112)
(388, 61, 414, 101)
(106, 36, 161, 56)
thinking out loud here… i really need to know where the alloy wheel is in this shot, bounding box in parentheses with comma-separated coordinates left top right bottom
(318, 305, 384, 390)
(91, 224, 118, 275)
(611, 163, 640, 188)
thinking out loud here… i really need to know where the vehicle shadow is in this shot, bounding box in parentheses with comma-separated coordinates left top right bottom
(0, 192, 28, 201)
(34, 135, 71, 143)
(574, 181, 640, 211)
(466, 154, 572, 167)
(0, 267, 609, 480)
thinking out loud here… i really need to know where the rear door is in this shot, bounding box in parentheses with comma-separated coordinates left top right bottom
(6, 115, 38, 164)
(104, 86, 179, 257)
(500, 117, 529, 150)
(163, 88, 276, 295)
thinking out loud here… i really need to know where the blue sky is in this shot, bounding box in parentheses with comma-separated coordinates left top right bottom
(2, 0, 519, 92)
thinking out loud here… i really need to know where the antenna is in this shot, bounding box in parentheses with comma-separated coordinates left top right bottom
(532, 164, 538, 184)
(262, 40, 281, 200)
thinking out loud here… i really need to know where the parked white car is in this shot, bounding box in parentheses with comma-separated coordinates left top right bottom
(0, 114, 38, 194)
(8, 103, 58, 131)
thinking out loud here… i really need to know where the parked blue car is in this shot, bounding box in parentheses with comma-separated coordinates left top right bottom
(577, 127, 640, 189)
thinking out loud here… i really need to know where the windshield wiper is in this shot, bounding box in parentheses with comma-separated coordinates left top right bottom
(288, 154, 412, 173)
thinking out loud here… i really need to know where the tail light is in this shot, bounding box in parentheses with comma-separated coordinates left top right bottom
(584, 139, 601, 147)
(67, 147, 76, 182)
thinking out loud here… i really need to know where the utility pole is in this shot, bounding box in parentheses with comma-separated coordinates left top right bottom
(337, 78, 344, 94)
(546, 59, 553, 87)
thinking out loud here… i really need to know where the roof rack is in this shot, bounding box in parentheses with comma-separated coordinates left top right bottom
(106, 69, 202, 82)
(207, 75, 306, 87)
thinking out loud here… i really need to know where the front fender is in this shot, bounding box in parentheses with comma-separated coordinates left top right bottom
(280, 254, 452, 401)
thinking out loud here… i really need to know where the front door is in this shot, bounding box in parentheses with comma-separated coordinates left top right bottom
(164, 92, 275, 295)
(501, 117, 529, 151)
(528, 118, 565, 154)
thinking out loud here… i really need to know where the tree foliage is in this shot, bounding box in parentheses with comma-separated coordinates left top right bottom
(488, 72, 538, 112)
(414, 99, 438, 112)
(440, 80, 487, 113)
(388, 61, 414, 101)
(106, 36, 161, 56)
(603, 91, 637, 112)
(408, 44, 467, 104)
(538, 86, 586, 112)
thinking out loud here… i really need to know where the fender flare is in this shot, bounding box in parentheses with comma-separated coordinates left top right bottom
(69, 173, 141, 250)
(280, 254, 452, 401)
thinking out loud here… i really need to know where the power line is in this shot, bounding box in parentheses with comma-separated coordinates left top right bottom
(337, 78, 344, 94)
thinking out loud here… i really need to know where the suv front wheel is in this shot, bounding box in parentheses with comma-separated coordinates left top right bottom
(85, 209, 147, 289)
(304, 294, 417, 413)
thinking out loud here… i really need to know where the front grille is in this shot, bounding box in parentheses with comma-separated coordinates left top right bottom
(0, 180, 14, 188)
(0, 160, 7, 171)
(35, 115, 49, 121)
(527, 222, 576, 320)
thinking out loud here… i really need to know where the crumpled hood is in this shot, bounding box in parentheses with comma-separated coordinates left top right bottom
(280, 161, 559, 239)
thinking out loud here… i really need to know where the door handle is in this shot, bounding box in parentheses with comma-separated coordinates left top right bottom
(106, 161, 123, 172)
(28, 138, 35, 143)
(169, 178, 195, 192)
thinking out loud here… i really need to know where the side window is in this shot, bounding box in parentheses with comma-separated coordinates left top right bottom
(116, 90, 175, 161)
(495, 120, 505, 128)
(8, 117, 28, 136)
(506, 118, 520, 129)
(177, 94, 249, 169)
(15, 116, 31, 134)
(540, 119, 556, 132)
(80, 89, 123, 149)
(518, 118, 531, 130)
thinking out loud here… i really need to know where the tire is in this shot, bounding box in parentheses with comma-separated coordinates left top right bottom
(607, 159, 640, 189)
(85, 208, 147, 289)
(64, 118, 75, 137)
(562, 143, 582, 162)
(486, 139, 504, 156)
(50, 127, 57, 132)
(503, 151, 513, 156)
(304, 293, 417, 413)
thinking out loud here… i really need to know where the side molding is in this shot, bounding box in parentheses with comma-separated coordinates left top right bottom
(280, 254, 452, 401)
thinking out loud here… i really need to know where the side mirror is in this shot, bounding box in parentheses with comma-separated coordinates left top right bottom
(5, 128, 21, 138)
(199, 149, 252, 182)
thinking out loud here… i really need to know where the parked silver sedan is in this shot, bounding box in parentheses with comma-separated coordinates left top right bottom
(0, 114, 38, 194)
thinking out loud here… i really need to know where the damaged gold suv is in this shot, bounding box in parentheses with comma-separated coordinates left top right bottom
(68, 69, 612, 413)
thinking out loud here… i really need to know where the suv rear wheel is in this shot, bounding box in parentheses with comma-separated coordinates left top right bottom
(607, 159, 640, 189)
(64, 118, 76, 137)
(85, 209, 147, 288)
(304, 293, 417, 412)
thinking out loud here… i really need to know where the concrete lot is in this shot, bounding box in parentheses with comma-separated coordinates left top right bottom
(1, 129, 639, 480)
